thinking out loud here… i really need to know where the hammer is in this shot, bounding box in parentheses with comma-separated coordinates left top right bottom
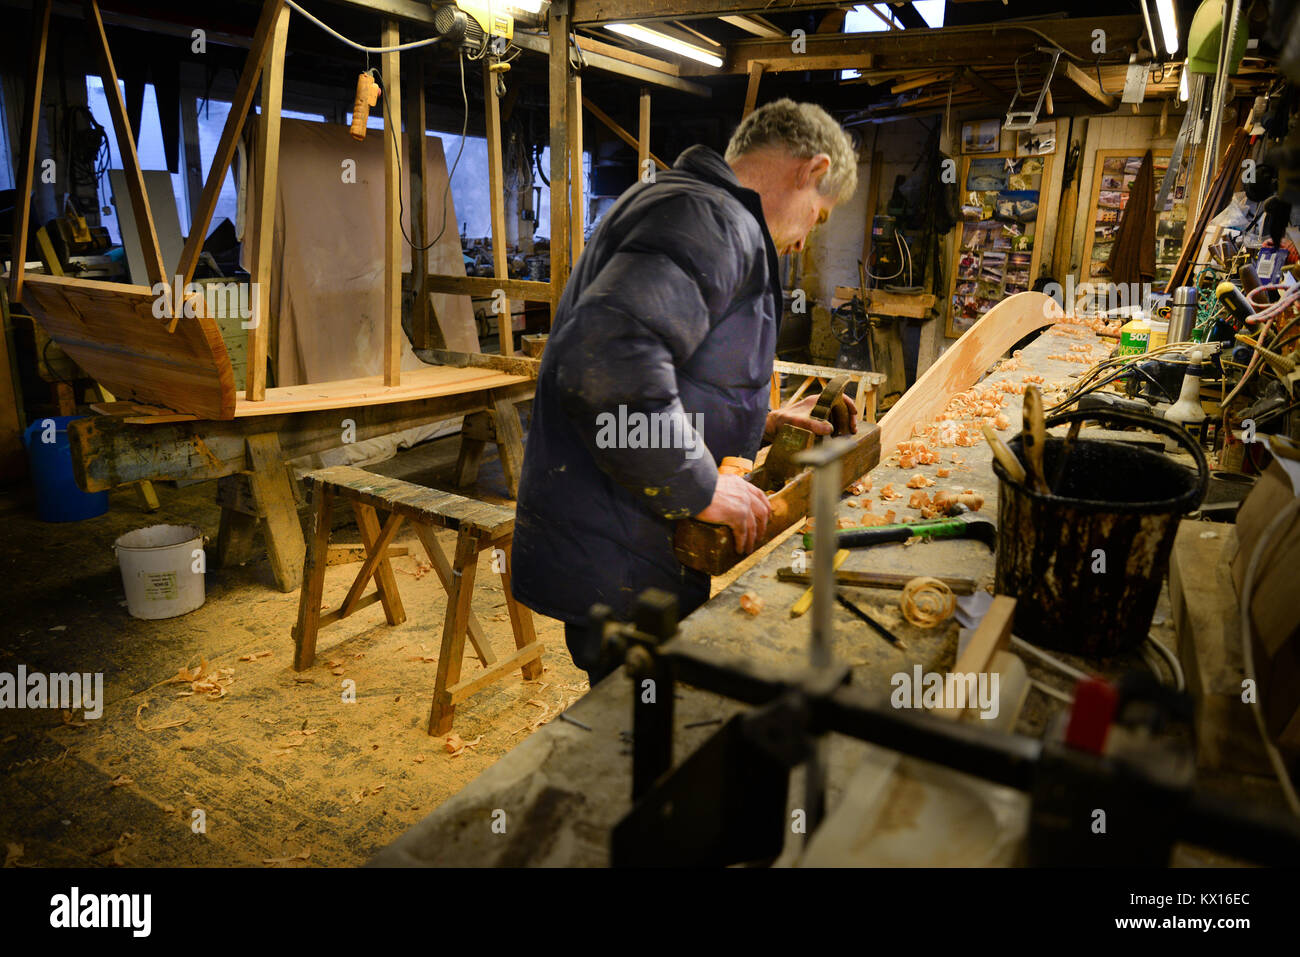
(805, 508, 996, 551)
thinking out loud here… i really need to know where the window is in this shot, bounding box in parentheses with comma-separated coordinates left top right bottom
(85, 77, 189, 241)
(841, 2, 945, 80)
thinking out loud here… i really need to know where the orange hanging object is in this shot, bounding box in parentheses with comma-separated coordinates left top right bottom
(350, 71, 381, 141)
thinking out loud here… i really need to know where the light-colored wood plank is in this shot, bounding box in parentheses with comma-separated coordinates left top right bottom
(177, 0, 285, 288)
(88, 0, 165, 290)
(381, 20, 403, 386)
(20, 273, 235, 419)
(743, 61, 763, 118)
(568, 72, 585, 266)
(420, 273, 552, 301)
(247, 3, 289, 400)
(638, 88, 651, 177)
(7, 0, 50, 305)
(483, 59, 513, 356)
(231, 364, 526, 416)
(549, 7, 571, 307)
(932, 596, 1016, 720)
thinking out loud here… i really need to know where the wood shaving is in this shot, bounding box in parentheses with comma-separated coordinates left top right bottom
(109, 774, 133, 788)
(444, 732, 467, 753)
(905, 473, 935, 488)
(134, 701, 190, 733)
(238, 651, 272, 661)
(936, 468, 950, 478)
(907, 490, 932, 510)
(900, 577, 956, 628)
(263, 848, 311, 866)
(739, 592, 764, 616)
(844, 498, 860, 508)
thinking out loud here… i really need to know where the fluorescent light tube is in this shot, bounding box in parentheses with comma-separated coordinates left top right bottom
(605, 22, 724, 68)
(1155, 0, 1179, 56)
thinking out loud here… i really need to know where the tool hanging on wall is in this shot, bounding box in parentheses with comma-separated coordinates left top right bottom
(1004, 47, 1061, 131)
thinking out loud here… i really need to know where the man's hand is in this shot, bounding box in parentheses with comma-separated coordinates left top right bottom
(764, 392, 858, 441)
(695, 473, 772, 554)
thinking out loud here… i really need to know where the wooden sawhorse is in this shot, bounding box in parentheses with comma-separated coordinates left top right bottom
(291, 465, 544, 735)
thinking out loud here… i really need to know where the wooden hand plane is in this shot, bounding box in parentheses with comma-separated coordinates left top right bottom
(674, 375, 881, 575)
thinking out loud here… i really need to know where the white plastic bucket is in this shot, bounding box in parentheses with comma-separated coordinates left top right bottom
(114, 524, 207, 620)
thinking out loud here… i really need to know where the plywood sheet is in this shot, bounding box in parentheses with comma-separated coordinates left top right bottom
(21, 273, 235, 419)
(246, 119, 479, 390)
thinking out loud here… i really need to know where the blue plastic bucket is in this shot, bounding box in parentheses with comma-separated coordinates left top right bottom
(23, 416, 109, 522)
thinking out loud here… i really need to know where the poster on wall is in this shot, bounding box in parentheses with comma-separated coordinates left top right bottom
(948, 153, 1051, 337)
(961, 119, 1001, 154)
(1084, 150, 1190, 292)
(1015, 121, 1057, 157)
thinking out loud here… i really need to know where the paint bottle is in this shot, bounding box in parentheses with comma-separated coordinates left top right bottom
(1118, 317, 1151, 356)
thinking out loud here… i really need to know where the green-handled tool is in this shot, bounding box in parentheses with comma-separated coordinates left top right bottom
(803, 513, 996, 550)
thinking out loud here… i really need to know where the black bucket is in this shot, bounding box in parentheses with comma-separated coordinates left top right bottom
(991, 408, 1209, 657)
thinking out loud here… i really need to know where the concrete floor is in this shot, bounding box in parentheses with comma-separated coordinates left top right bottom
(0, 431, 589, 867)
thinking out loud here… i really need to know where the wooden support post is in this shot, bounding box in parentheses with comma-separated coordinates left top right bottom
(568, 71, 584, 265)
(292, 483, 334, 670)
(497, 540, 544, 680)
(88, 0, 165, 290)
(412, 524, 495, 667)
(7, 0, 50, 305)
(247, 2, 289, 400)
(548, 5, 571, 311)
(408, 55, 433, 350)
(427, 529, 481, 735)
(638, 87, 651, 178)
(483, 60, 514, 356)
(0, 288, 25, 480)
(177, 0, 286, 288)
(490, 389, 525, 499)
(743, 60, 763, 118)
(382, 19, 403, 386)
(244, 432, 304, 592)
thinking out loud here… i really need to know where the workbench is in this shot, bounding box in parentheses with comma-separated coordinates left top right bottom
(69, 367, 534, 592)
(371, 323, 1178, 867)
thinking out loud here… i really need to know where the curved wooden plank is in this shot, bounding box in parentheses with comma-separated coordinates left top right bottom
(878, 291, 1062, 453)
(21, 274, 235, 419)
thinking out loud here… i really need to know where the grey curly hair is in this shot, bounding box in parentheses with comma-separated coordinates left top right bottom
(725, 99, 858, 203)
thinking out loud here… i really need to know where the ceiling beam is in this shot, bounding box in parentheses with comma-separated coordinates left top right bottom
(718, 15, 783, 39)
(687, 15, 1144, 76)
(570, 0, 834, 25)
(1061, 59, 1119, 111)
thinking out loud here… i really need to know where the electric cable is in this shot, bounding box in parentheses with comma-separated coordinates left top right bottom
(284, 0, 442, 53)
(371, 49, 469, 251)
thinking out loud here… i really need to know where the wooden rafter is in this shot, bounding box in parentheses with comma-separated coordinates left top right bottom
(247, 3, 290, 400)
(381, 19, 402, 386)
(7, 0, 51, 304)
(88, 0, 165, 291)
(176, 0, 286, 289)
(582, 96, 669, 170)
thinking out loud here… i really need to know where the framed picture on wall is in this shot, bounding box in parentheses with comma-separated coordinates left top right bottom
(945, 151, 1053, 338)
(1081, 149, 1200, 295)
(961, 119, 1001, 154)
(1016, 121, 1057, 157)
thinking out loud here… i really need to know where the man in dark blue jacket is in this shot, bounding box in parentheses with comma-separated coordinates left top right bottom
(512, 99, 860, 682)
